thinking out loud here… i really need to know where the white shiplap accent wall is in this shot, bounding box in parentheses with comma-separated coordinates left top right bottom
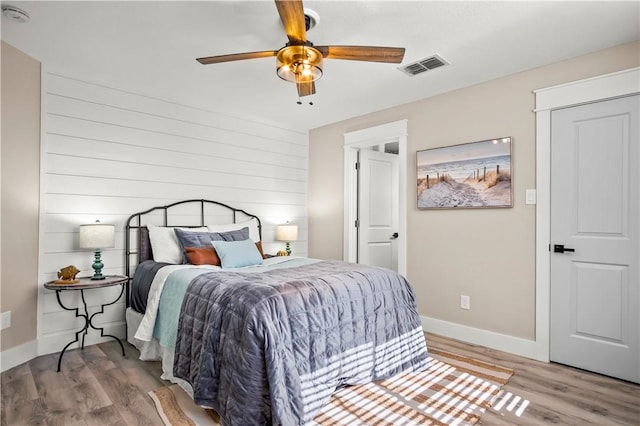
(38, 72, 308, 354)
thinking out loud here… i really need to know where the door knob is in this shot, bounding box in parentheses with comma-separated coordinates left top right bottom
(553, 244, 575, 253)
(390, 232, 399, 239)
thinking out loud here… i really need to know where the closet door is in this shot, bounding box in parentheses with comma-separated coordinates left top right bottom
(550, 95, 639, 383)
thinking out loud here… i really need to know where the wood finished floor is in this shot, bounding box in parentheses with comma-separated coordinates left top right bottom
(1, 333, 638, 425)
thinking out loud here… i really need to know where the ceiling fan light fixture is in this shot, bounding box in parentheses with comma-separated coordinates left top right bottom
(276, 45, 323, 83)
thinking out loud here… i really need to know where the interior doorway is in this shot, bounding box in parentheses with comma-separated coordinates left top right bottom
(343, 120, 408, 276)
(533, 67, 639, 364)
(357, 147, 400, 271)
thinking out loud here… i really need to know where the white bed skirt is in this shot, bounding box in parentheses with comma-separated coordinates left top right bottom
(126, 307, 194, 396)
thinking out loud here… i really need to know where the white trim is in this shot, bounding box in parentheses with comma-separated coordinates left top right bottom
(343, 120, 408, 276)
(1, 340, 38, 372)
(534, 110, 552, 362)
(534, 68, 640, 111)
(343, 144, 358, 264)
(421, 316, 540, 360)
(36, 66, 48, 343)
(534, 67, 640, 362)
(36, 323, 126, 359)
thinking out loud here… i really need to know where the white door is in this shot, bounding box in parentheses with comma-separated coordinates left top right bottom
(550, 95, 639, 383)
(357, 149, 399, 271)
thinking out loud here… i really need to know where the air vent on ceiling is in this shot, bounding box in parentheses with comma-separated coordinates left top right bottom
(399, 54, 448, 76)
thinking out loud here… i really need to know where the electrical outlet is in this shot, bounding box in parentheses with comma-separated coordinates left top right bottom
(1, 311, 11, 330)
(460, 295, 470, 310)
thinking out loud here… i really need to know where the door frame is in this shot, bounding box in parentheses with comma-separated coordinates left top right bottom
(343, 120, 408, 276)
(533, 67, 639, 361)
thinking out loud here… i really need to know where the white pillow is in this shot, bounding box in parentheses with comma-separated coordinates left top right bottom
(147, 224, 208, 264)
(208, 219, 261, 242)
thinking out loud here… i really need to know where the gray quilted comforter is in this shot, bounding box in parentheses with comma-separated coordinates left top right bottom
(173, 260, 429, 425)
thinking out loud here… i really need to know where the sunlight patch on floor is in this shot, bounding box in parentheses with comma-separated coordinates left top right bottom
(491, 390, 530, 417)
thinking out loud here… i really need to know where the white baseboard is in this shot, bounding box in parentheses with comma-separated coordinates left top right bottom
(421, 316, 549, 362)
(4, 319, 546, 372)
(1, 322, 126, 372)
(1, 339, 38, 372)
(38, 322, 126, 357)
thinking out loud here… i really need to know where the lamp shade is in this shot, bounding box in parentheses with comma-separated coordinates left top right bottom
(276, 224, 298, 242)
(79, 222, 115, 249)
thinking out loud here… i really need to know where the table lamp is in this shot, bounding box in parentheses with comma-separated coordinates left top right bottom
(276, 224, 298, 256)
(79, 221, 115, 280)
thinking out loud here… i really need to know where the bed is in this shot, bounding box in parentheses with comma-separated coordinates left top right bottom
(125, 199, 429, 425)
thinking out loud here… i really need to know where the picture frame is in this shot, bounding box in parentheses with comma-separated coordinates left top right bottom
(417, 137, 512, 209)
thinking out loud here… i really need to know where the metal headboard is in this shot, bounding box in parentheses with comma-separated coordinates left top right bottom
(124, 199, 262, 307)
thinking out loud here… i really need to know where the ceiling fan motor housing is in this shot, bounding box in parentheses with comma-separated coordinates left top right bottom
(303, 8, 320, 31)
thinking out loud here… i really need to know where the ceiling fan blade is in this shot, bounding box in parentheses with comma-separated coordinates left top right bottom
(315, 46, 406, 63)
(275, 0, 306, 44)
(196, 50, 278, 65)
(296, 80, 316, 97)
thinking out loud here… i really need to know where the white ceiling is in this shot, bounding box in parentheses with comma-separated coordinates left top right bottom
(2, 1, 638, 132)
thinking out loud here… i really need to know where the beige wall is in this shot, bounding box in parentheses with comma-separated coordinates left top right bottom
(308, 41, 640, 341)
(0, 38, 637, 355)
(1, 42, 41, 351)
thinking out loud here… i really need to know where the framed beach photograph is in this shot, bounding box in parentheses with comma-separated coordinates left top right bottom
(416, 137, 512, 209)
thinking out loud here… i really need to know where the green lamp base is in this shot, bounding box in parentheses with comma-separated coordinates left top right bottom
(90, 249, 106, 280)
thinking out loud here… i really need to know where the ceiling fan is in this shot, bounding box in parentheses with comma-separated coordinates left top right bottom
(196, 0, 406, 99)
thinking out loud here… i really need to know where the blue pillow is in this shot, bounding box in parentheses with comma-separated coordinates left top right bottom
(211, 239, 263, 269)
(174, 227, 250, 263)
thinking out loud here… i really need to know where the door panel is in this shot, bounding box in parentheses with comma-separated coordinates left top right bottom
(576, 115, 626, 235)
(550, 95, 639, 383)
(358, 149, 399, 271)
(573, 262, 627, 342)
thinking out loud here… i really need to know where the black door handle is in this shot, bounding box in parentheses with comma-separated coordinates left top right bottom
(390, 232, 399, 240)
(553, 244, 575, 253)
